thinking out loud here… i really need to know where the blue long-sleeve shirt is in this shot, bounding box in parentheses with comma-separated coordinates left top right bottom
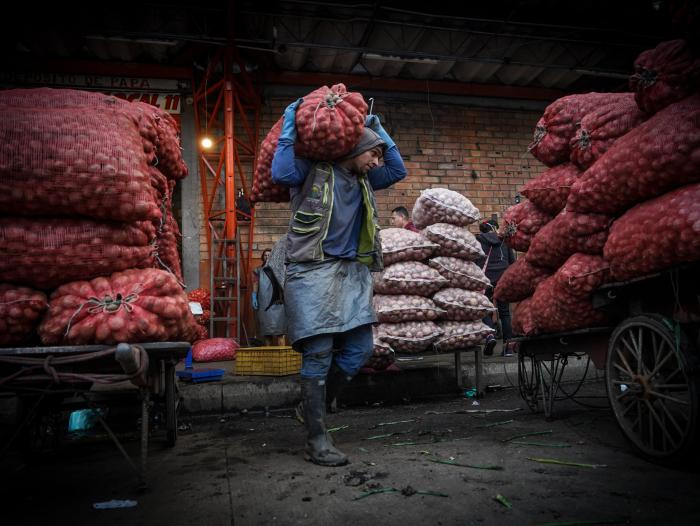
(272, 138, 407, 259)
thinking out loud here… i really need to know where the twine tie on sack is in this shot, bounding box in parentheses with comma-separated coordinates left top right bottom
(64, 285, 144, 337)
(311, 89, 350, 132)
(528, 124, 547, 150)
(567, 266, 610, 287)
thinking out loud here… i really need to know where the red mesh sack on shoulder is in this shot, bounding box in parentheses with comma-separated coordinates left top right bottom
(630, 39, 700, 115)
(294, 83, 368, 160)
(192, 338, 238, 362)
(0, 217, 156, 290)
(569, 94, 647, 170)
(250, 118, 290, 203)
(251, 85, 367, 203)
(39, 268, 199, 345)
(502, 200, 553, 252)
(604, 182, 700, 281)
(567, 95, 700, 216)
(520, 163, 580, 215)
(512, 298, 537, 336)
(0, 284, 48, 346)
(493, 258, 551, 303)
(528, 92, 613, 166)
(525, 210, 611, 270)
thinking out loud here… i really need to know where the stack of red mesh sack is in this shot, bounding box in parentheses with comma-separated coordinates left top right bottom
(503, 39, 700, 336)
(250, 83, 369, 203)
(0, 88, 197, 346)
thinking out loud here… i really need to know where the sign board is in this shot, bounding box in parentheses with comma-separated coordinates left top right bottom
(0, 72, 185, 113)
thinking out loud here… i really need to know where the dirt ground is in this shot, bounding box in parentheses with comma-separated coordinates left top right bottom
(2, 380, 700, 526)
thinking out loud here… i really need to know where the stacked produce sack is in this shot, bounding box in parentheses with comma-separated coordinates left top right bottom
(250, 83, 368, 202)
(0, 88, 197, 346)
(370, 188, 495, 362)
(500, 38, 700, 336)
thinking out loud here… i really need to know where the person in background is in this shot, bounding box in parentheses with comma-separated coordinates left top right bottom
(272, 99, 407, 467)
(390, 206, 419, 232)
(252, 249, 286, 346)
(475, 218, 516, 357)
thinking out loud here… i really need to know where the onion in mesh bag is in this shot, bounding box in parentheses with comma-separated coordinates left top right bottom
(512, 298, 537, 336)
(373, 294, 444, 323)
(365, 328, 396, 371)
(434, 321, 495, 351)
(423, 223, 485, 260)
(373, 261, 448, 296)
(411, 188, 480, 229)
(380, 228, 439, 266)
(493, 258, 551, 303)
(567, 95, 700, 216)
(433, 288, 495, 321)
(554, 253, 611, 298)
(520, 164, 580, 215)
(501, 200, 553, 253)
(428, 256, 491, 291)
(604, 182, 700, 281)
(0, 284, 48, 346)
(376, 321, 443, 353)
(525, 210, 611, 270)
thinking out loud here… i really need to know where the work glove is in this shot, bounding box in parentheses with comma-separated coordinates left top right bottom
(252, 291, 259, 310)
(279, 98, 304, 143)
(364, 114, 395, 149)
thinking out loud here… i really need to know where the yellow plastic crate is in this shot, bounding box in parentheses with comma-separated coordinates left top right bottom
(234, 346, 301, 376)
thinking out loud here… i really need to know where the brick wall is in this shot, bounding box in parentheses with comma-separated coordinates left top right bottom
(250, 96, 547, 257)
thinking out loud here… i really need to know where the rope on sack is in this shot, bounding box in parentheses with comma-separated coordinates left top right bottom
(566, 266, 610, 287)
(0, 299, 49, 308)
(528, 124, 547, 151)
(63, 285, 144, 337)
(311, 88, 350, 132)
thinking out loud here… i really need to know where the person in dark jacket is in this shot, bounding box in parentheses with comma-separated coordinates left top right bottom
(475, 219, 516, 356)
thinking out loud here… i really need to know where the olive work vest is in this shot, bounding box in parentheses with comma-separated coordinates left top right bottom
(285, 162, 384, 272)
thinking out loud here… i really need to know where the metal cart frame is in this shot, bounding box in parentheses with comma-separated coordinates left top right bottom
(0, 342, 191, 486)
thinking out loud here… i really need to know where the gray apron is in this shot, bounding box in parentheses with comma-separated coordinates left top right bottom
(256, 266, 287, 336)
(285, 258, 377, 346)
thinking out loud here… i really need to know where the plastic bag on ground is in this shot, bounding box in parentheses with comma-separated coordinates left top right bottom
(0, 284, 47, 346)
(428, 256, 491, 291)
(423, 223, 485, 260)
(525, 210, 611, 270)
(373, 294, 444, 323)
(434, 321, 495, 351)
(432, 288, 495, 321)
(520, 163, 581, 215)
(604, 182, 700, 281)
(493, 258, 551, 303)
(380, 228, 439, 266)
(192, 338, 239, 362)
(373, 261, 449, 297)
(411, 188, 480, 229)
(39, 268, 199, 345)
(376, 321, 443, 354)
(501, 200, 553, 253)
(567, 95, 700, 216)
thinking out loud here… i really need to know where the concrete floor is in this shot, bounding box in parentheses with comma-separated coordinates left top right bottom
(2, 380, 699, 526)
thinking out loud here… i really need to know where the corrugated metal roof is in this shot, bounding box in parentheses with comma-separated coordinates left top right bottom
(0, 1, 684, 92)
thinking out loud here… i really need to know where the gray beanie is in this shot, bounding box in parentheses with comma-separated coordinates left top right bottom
(338, 127, 386, 161)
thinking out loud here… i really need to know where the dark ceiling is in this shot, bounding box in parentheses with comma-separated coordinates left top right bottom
(0, 1, 696, 93)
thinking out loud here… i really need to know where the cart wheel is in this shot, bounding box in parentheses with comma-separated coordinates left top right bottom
(518, 343, 540, 413)
(165, 363, 178, 447)
(606, 315, 700, 467)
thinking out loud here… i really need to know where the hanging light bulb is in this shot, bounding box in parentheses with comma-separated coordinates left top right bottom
(200, 136, 213, 149)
